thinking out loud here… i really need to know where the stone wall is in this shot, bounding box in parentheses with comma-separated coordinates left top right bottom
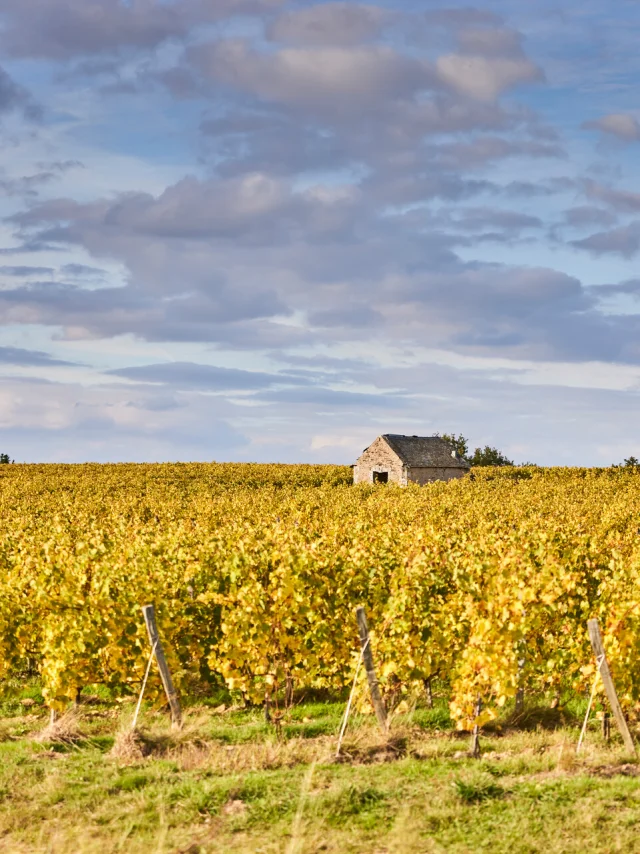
(407, 466, 468, 485)
(353, 436, 406, 484)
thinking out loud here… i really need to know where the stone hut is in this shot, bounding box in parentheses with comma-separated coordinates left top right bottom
(353, 434, 470, 485)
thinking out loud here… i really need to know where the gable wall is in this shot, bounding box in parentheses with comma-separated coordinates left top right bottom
(353, 436, 406, 484)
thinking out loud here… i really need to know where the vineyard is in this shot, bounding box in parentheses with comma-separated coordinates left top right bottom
(3, 462, 640, 731)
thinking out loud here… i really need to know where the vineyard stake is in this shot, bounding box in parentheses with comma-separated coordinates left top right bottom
(471, 697, 482, 758)
(587, 619, 635, 755)
(355, 606, 388, 733)
(141, 604, 183, 730)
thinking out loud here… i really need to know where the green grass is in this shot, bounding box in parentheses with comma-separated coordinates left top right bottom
(1, 695, 640, 853)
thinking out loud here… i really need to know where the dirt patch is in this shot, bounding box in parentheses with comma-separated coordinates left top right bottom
(336, 735, 408, 764)
(592, 763, 640, 778)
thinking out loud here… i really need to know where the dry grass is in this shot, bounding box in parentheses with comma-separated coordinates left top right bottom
(34, 709, 83, 746)
(3, 700, 640, 854)
(109, 728, 154, 762)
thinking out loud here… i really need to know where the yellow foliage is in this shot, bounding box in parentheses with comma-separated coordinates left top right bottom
(2, 463, 640, 727)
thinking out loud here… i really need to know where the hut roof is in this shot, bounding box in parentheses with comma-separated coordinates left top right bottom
(381, 434, 470, 469)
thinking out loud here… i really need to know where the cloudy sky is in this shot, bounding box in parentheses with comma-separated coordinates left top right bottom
(1, 0, 640, 464)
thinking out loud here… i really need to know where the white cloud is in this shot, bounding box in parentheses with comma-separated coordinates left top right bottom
(436, 54, 543, 101)
(584, 113, 640, 142)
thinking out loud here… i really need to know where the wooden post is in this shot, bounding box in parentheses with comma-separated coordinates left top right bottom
(514, 688, 524, 715)
(587, 619, 635, 755)
(602, 711, 611, 743)
(142, 604, 182, 730)
(471, 697, 482, 758)
(424, 676, 434, 709)
(515, 641, 526, 715)
(355, 607, 387, 733)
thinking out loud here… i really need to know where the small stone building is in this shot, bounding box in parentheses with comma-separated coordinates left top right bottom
(353, 434, 470, 486)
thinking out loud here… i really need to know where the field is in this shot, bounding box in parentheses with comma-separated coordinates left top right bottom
(3, 462, 640, 852)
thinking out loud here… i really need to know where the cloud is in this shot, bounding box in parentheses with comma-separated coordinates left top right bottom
(266, 2, 389, 45)
(0, 375, 249, 463)
(571, 223, 640, 258)
(0, 0, 285, 60)
(424, 8, 502, 28)
(0, 164, 83, 198)
(0, 65, 39, 120)
(584, 113, 640, 142)
(446, 207, 543, 233)
(189, 40, 435, 112)
(0, 346, 75, 367)
(562, 206, 618, 229)
(6, 169, 640, 366)
(584, 180, 640, 213)
(436, 54, 544, 101)
(109, 361, 310, 392)
(0, 265, 54, 277)
(424, 136, 564, 170)
(11, 172, 362, 245)
(456, 26, 524, 57)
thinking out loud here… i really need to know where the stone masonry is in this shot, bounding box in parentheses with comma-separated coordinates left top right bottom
(353, 434, 470, 486)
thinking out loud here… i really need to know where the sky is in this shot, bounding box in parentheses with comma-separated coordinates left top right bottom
(1, 1, 640, 465)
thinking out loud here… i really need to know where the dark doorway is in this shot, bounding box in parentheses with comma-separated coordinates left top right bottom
(373, 471, 389, 483)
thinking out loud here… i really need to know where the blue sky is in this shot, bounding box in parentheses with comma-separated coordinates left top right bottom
(1, 0, 640, 464)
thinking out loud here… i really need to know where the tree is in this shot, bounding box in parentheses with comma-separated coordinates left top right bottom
(468, 445, 514, 467)
(0, 454, 11, 464)
(440, 433, 514, 467)
(613, 456, 640, 468)
(440, 433, 469, 459)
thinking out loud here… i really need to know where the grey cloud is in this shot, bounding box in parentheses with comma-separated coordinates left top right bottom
(61, 263, 106, 278)
(571, 223, 640, 258)
(446, 207, 543, 233)
(584, 181, 640, 213)
(562, 206, 618, 229)
(0, 265, 54, 277)
(502, 178, 576, 197)
(365, 172, 496, 207)
(107, 360, 408, 414)
(0, 239, 64, 255)
(12, 175, 362, 244)
(0, 170, 70, 198)
(424, 8, 502, 28)
(0, 65, 39, 119)
(456, 27, 524, 57)
(0, 0, 285, 60)
(257, 386, 407, 409)
(8, 175, 640, 365)
(35, 160, 84, 174)
(0, 376, 248, 463)
(4, 362, 640, 466)
(308, 304, 384, 328)
(0, 345, 75, 367)
(425, 136, 564, 170)
(199, 97, 520, 184)
(109, 361, 310, 392)
(189, 39, 437, 113)
(125, 395, 185, 413)
(267, 3, 390, 45)
(0, 279, 289, 343)
(591, 279, 640, 299)
(583, 113, 640, 142)
(435, 53, 544, 102)
(200, 112, 356, 177)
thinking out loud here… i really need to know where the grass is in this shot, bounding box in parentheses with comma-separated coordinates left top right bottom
(1, 691, 640, 853)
